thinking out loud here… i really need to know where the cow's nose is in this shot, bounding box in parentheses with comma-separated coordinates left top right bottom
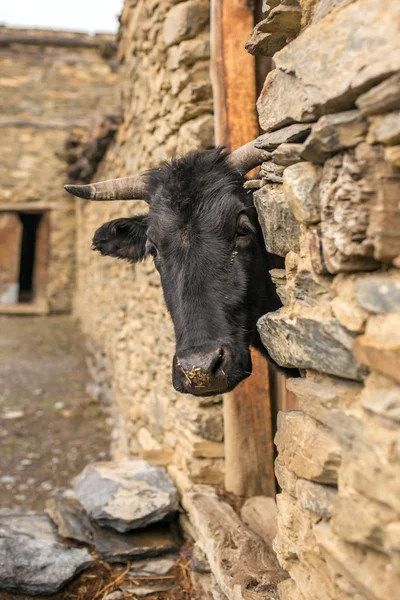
(173, 344, 230, 395)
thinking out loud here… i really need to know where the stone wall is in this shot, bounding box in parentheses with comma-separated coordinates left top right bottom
(250, 1, 400, 598)
(0, 27, 118, 311)
(73, 0, 224, 486)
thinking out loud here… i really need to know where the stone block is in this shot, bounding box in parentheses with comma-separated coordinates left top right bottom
(260, 160, 285, 183)
(355, 272, 400, 314)
(256, 123, 312, 150)
(286, 375, 362, 426)
(331, 492, 397, 553)
(283, 162, 321, 224)
(296, 479, 337, 517)
(275, 411, 342, 484)
(275, 455, 298, 497)
(362, 379, 400, 425)
(254, 184, 300, 257)
(353, 313, 400, 383)
(368, 110, 400, 145)
(163, 1, 209, 47)
(301, 110, 368, 163)
(176, 114, 214, 154)
(384, 145, 400, 167)
(257, 0, 400, 131)
(167, 35, 210, 70)
(319, 146, 381, 273)
(258, 311, 368, 381)
(272, 143, 305, 166)
(314, 521, 397, 600)
(245, 25, 287, 57)
(270, 268, 290, 305)
(356, 73, 400, 116)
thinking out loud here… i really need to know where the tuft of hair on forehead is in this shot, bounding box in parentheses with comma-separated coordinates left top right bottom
(145, 147, 246, 215)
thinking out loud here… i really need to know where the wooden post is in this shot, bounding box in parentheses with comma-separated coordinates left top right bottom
(211, 0, 276, 497)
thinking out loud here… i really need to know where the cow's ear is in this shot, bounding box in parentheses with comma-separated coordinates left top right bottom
(92, 215, 148, 262)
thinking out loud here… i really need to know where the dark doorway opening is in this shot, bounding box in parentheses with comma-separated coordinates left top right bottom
(18, 213, 42, 303)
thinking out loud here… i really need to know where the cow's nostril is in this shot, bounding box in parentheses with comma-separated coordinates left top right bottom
(211, 346, 224, 376)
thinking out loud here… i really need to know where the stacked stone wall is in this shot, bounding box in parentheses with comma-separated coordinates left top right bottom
(73, 0, 224, 487)
(251, 1, 400, 598)
(0, 27, 118, 311)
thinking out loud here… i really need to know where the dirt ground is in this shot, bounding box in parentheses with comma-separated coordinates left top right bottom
(0, 315, 196, 600)
(0, 315, 111, 511)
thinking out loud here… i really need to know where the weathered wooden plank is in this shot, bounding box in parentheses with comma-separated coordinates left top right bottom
(183, 489, 287, 600)
(211, 0, 277, 498)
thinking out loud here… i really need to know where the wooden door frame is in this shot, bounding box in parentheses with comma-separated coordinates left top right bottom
(210, 0, 276, 498)
(0, 204, 50, 314)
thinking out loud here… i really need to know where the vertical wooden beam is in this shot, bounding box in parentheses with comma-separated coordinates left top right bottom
(211, 0, 276, 497)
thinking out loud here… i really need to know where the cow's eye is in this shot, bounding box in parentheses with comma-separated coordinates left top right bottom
(148, 245, 158, 259)
(236, 214, 254, 237)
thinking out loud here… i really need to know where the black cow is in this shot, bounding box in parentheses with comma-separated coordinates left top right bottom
(65, 142, 286, 397)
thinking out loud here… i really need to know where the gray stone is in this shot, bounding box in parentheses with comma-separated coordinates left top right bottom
(272, 143, 304, 166)
(370, 110, 400, 146)
(301, 111, 368, 163)
(356, 73, 400, 116)
(270, 268, 290, 305)
(47, 496, 179, 563)
(311, 0, 349, 23)
(104, 592, 124, 600)
(0, 511, 93, 596)
(257, 0, 400, 131)
(120, 580, 174, 596)
(129, 555, 177, 577)
(256, 123, 312, 150)
(72, 460, 179, 532)
(257, 312, 368, 381)
(254, 184, 300, 257)
(245, 26, 287, 57)
(245, 1, 301, 56)
(295, 479, 337, 517)
(355, 274, 400, 313)
(163, 1, 209, 48)
(283, 162, 321, 224)
(362, 387, 400, 423)
(293, 267, 331, 306)
(260, 161, 285, 183)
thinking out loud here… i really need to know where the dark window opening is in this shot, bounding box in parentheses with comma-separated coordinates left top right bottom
(18, 213, 42, 303)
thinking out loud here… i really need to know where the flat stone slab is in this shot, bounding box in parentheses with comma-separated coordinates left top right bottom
(47, 496, 179, 563)
(72, 460, 179, 532)
(258, 312, 368, 381)
(0, 511, 93, 596)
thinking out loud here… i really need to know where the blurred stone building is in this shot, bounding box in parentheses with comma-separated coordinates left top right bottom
(0, 26, 118, 312)
(1, 1, 400, 599)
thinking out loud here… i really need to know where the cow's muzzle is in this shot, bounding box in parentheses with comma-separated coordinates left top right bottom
(173, 343, 248, 396)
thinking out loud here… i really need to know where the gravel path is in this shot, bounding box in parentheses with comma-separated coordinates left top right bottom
(0, 315, 111, 510)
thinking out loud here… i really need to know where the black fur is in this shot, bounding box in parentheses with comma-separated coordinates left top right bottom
(92, 148, 290, 395)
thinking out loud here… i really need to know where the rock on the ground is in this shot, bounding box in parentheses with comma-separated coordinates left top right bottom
(47, 496, 179, 562)
(129, 555, 178, 577)
(0, 511, 93, 596)
(72, 460, 179, 532)
(120, 580, 175, 596)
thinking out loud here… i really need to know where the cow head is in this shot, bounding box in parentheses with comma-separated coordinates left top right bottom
(65, 142, 280, 396)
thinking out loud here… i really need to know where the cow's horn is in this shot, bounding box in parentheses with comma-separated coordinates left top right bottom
(228, 140, 269, 175)
(64, 175, 148, 201)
